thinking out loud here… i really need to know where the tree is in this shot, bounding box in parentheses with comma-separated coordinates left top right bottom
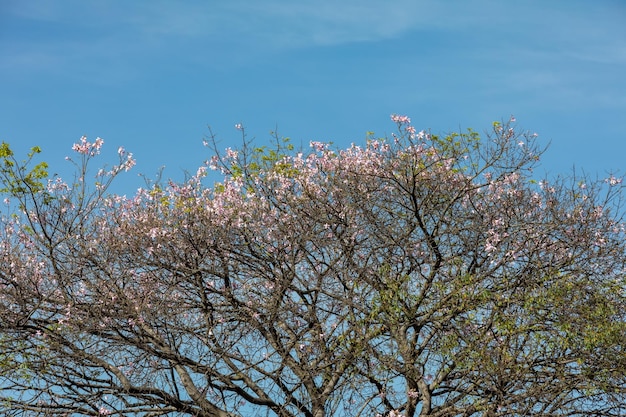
(0, 117, 624, 416)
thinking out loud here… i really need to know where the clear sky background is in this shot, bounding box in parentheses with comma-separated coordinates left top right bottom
(1, 0, 625, 193)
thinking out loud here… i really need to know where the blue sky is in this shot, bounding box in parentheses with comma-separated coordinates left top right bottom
(1, 0, 625, 193)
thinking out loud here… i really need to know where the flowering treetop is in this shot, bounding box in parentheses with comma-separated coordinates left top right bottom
(0, 116, 624, 417)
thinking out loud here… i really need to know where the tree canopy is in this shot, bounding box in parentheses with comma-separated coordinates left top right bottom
(1, 116, 625, 416)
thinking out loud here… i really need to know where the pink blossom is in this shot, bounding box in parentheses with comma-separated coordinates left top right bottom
(225, 148, 238, 159)
(309, 141, 327, 152)
(196, 166, 208, 178)
(72, 136, 90, 155)
(208, 155, 220, 170)
(121, 153, 136, 172)
(71, 136, 104, 156)
(605, 175, 622, 186)
(94, 137, 104, 150)
(390, 114, 411, 124)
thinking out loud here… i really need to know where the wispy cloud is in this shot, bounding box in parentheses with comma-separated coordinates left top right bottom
(2, 0, 625, 85)
(219, 0, 425, 47)
(1, 0, 434, 78)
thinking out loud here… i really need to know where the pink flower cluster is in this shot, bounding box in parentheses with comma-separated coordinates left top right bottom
(72, 136, 104, 156)
(391, 114, 411, 124)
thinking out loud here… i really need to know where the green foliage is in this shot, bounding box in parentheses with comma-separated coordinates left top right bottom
(0, 141, 50, 199)
(230, 136, 296, 181)
(0, 336, 32, 381)
(432, 128, 481, 158)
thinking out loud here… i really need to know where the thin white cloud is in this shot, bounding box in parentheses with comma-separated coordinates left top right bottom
(2, 0, 625, 83)
(1, 0, 434, 78)
(106, 0, 432, 49)
(223, 0, 424, 46)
